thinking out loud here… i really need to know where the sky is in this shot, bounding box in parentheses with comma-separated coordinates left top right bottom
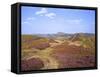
(21, 6, 95, 34)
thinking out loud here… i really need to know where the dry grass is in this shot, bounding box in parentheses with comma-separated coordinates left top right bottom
(21, 34, 95, 70)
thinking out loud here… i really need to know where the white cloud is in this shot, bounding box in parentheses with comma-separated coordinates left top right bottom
(22, 17, 35, 25)
(35, 8, 56, 19)
(45, 13, 56, 19)
(22, 21, 30, 24)
(27, 17, 35, 20)
(66, 19, 82, 24)
(35, 8, 47, 15)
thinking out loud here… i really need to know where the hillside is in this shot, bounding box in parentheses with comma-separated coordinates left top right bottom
(21, 33, 95, 71)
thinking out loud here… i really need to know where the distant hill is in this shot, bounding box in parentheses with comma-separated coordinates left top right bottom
(70, 33, 95, 41)
(35, 32, 72, 39)
(35, 32, 95, 39)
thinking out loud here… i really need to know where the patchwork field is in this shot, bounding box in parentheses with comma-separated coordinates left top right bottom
(21, 33, 95, 71)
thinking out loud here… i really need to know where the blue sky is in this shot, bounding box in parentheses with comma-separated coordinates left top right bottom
(21, 6, 95, 34)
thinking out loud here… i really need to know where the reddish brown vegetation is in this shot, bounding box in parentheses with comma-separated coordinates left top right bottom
(21, 34, 95, 70)
(52, 44, 91, 55)
(54, 55, 95, 68)
(32, 42, 50, 50)
(52, 44, 95, 68)
(21, 58, 44, 71)
(22, 39, 50, 50)
(49, 39, 58, 43)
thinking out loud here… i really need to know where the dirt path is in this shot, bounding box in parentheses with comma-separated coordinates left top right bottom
(50, 40, 64, 47)
(26, 47, 59, 69)
(22, 40, 77, 69)
(68, 41, 81, 46)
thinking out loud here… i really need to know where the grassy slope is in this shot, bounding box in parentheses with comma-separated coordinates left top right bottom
(21, 34, 95, 70)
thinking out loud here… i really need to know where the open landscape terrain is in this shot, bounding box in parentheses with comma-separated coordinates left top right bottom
(21, 32, 95, 71)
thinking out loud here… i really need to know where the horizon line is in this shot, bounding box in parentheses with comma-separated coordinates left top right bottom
(22, 32, 95, 35)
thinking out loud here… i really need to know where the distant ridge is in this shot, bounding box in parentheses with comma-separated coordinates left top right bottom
(33, 32, 94, 39)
